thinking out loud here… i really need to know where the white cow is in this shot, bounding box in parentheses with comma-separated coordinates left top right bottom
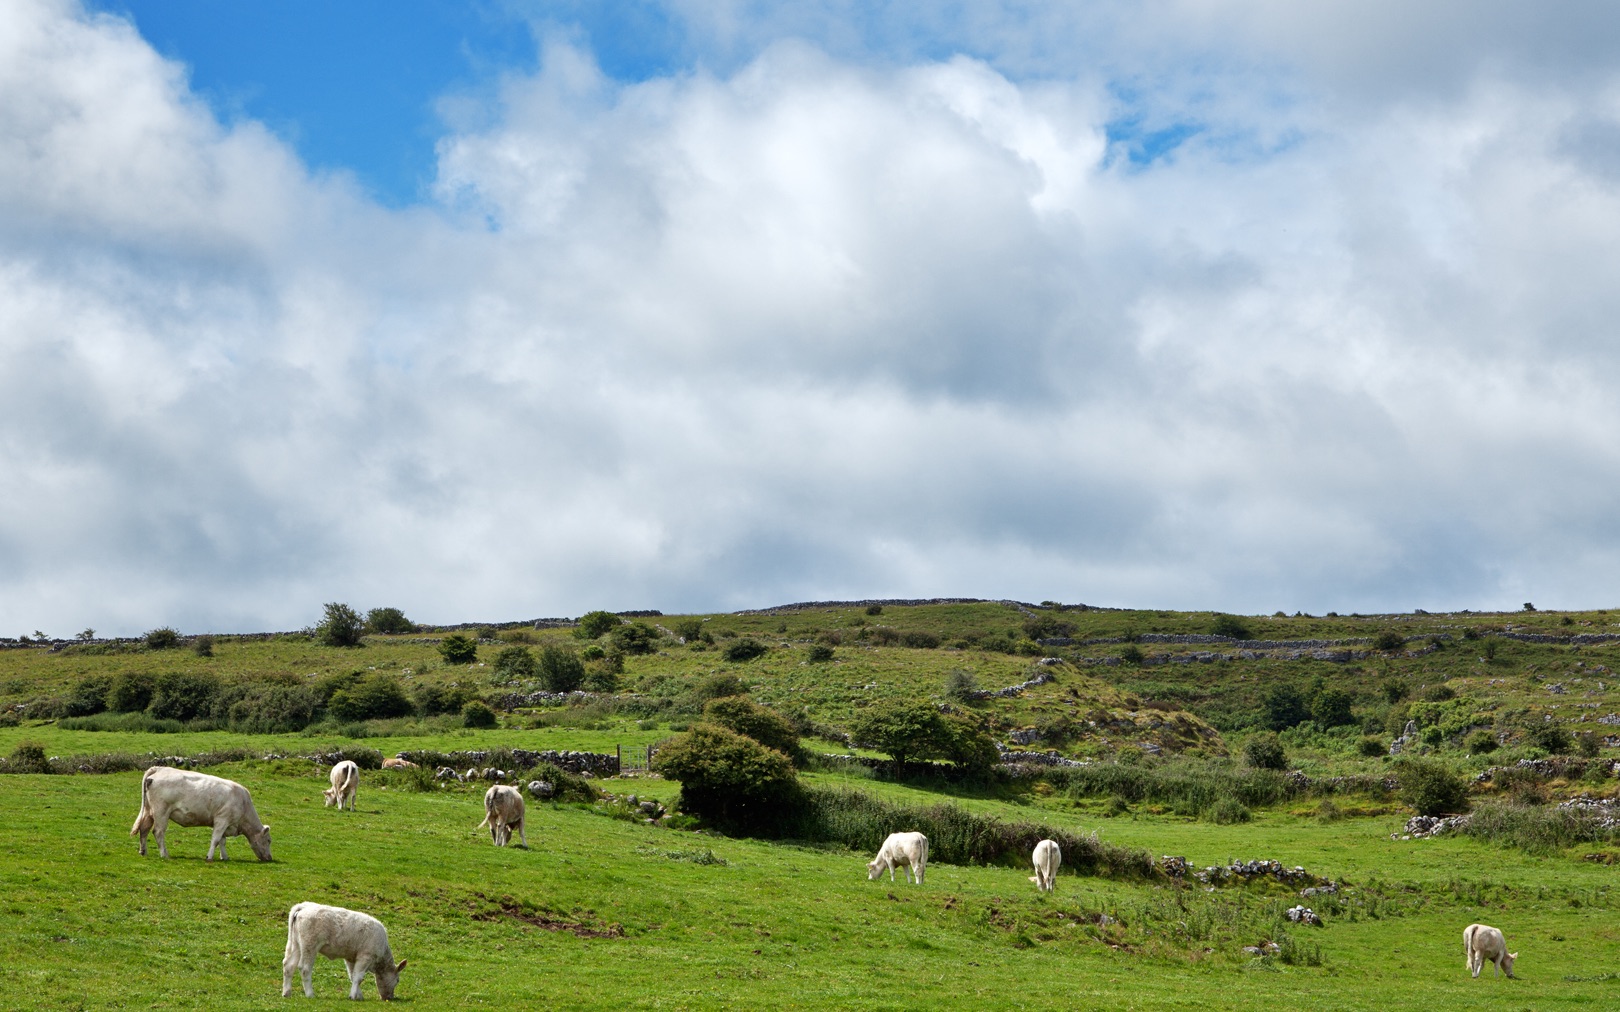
(282, 901, 407, 1000)
(1030, 838, 1061, 893)
(867, 831, 928, 884)
(380, 757, 417, 770)
(1464, 923, 1517, 979)
(324, 760, 359, 811)
(478, 785, 526, 847)
(130, 766, 271, 861)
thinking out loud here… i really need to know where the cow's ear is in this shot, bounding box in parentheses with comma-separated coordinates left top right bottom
(1508, 952, 1517, 959)
(395, 960, 408, 974)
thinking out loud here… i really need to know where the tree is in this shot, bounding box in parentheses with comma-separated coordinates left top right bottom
(575, 611, 621, 640)
(438, 634, 477, 665)
(610, 622, 659, 655)
(108, 671, 156, 713)
(849, 701, 960, 766)
(328, 674, 414, 722)
(493, 645, 536, 680)
(1211, 614, 1251, 640)
(144, 627, 181, 650)
(365, 607, 416, 634)
(537, 645, 585, 692)
(703, 697, 803, 763)
(1263, 684, 1310, 731)
(1394, 757, 1469, 816)
(316, 603, 365, 648)
(652, 723, 801, 833)
(1311, 688, 1356, 728)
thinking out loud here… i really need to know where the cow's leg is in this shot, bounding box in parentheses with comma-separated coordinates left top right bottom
(515, 818, 527, 848)
(154, 815, 170, 859)
(1470, 952, 1481, 978)
(301, 957, 315, 998)
(282, 938, 300, 997)
(208, 822, 229, 861)
(346, 958, 364, 999)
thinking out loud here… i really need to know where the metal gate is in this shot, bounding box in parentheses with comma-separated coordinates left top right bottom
(618, 744, 652, 773)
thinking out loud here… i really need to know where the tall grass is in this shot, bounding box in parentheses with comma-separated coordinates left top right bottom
(1460, 802, 1618, 855)
(1049, 761, 1300, 815)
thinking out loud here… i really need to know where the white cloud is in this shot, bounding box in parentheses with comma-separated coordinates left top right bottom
(3, 0, 1620, 636)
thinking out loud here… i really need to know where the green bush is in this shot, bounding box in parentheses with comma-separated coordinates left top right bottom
(610, 622, 660, 655)
(653, 723, 802, 833)
(1380, 678, 1409, 703)
(144, 627, 181, 650)
(703, 697, 804, 763)
(328, 674, 415, 722)
(315, 603, 366, 648)
(943, 669, 978, 701)
(4, 741, 50, 774)
(1311, 689, 1355, 728)
(1423, 683, 1456, 702)
(438, 634, 477, 665)
(1120, 645, 1146, 665)
(1263, 684, 1310, 731)
(723, 638, 768, 662)
(146, 672, 221, 722)
(537, 645, 586, 693)
(582, 667, 619, 693)
(1205, 798, 1252, 824)
(1211, 614, 1251, 639)
(1462, 801, 1616, 855)
(493, 645, 535, 680)
(865, 604, 883, 616)
(807, 644, 835, 663)
(848, 700, 994, 769)
(1359, 736, 1388, 757)
(672, 618, 703, 642)
(900, 631, 941, 649)
(1373, 630, 1406, 651)
(462, 700, 498, 729)
(191, 634, 215, 658)
(365, 607, 416, 634)
(63, 675, 112, 718)
(414, 681, 477, 716)
(575, 611, 621, 640)
(1576, 731, 1602, 759)
(1394, 757, 1469, 816)
(1465, 730, 1499, 754)
(1243, 732, 1288, 770)
(689, 673, 748, 705)
(1526, 722, 1573, 754)
(224, 684, 320, 733)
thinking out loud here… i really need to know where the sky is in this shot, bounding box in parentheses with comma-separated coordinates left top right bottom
(4, 0, 1620, 635)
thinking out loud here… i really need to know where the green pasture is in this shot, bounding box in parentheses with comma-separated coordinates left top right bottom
(3, 763, 1618, 1010)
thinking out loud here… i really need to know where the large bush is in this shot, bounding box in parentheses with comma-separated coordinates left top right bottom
(63, 675, 112, 718)
(462, 700, 498, 729)
(316, 603, 366, 648)
(328, 674, 414, 722)
(1211, 614, 1251, 640)
(1263, 684, 1310, 730)
(1243, 731, 1288, 771)
(703, 697, 804, 763)
(107, 672, 157, 713)
(1310, 689, 1356, 728)
(1525, 722, 1573, 754)
(227, 684, 320, 733)
(848, 700, 996, 769)
(537, 645, 586, 693)
(493, 645, 536, 680)
(438, 634, 477, 665)
(653, 723, 802, 833)
(1394, 757, 1470, 816)
(722, 638, 768, 662)
(610, 622, 660, 655)
(575, 611, 621, 640)
(365, 607, 416, 634)
(147, 672, 222, 722)
(414, 681, 477, 716)
(143, 627, 181, 650)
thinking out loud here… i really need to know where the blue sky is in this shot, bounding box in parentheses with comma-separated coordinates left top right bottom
(5, 0, 1620, 633)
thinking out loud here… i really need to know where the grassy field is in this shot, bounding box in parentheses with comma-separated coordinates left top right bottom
(5, 762, 1620, 1010)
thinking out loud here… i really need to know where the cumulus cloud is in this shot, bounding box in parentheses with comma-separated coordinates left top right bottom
(2, 0, 1620, 634)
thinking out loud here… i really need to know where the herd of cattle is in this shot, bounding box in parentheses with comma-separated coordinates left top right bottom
(126, 762, 1521, 1000)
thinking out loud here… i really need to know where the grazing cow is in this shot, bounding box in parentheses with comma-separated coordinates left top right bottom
(380, 757, 417, 770)
(282, 901, 407, 1000)
(1464, 923, 1517, 979)
(867, 831, 928, 884)
(1030, 838, 1061, 893)
(324, 760, 359, 811)
(130, 766, 271, 862)
(478, 785, 526, 847)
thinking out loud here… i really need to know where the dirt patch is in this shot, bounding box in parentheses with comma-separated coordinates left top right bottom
(469, 892, 624, 938)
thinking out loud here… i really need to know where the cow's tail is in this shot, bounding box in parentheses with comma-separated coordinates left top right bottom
(130, 767, 156, 837)
(477, 792, 494, 829)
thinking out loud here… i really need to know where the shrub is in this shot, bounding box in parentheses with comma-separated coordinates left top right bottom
(1462, 801, 1615, 856)
(144, 627, 181, 650)
(192, 634, 215, 658)
(575, 611, 621, 640)
(1465, 730, 1499, 754)
(1120, 645, 1146, 665)
(1372, 630, 1406, 652)
(900, 630, 941, 649)
(1359, 736, 1389, 757)
(703, 696, 804, 763)
(610, 622, 660, 655)
(672, 617, 704, 641)
(1576, 731, 1602, 759)
(1205, 798, 1253, 824)
(582, 667, 619, 693)
(315, 603, 366, 647)
(1263, 684, 1310, 731)
(5, 741, 50, 774)
(537, 645, 586, 693)
(414, 681, 477, 716)
(807, 644, 835, 663)
(1243, 732, 1289, 770)
(225, 684, 321, 733)
(1394, 757, 1469, 816)
(653, 723, 802, 833)
(1526, 722, 1573, 754)
(1311, 689, 1356, 728)
(493, 645, 536, 680)
(1022, 615, 1076, 640)
(328, 674, 414, 722)
(1420, 726, 1444, 747)
(944, 669, 978, 702)
(365, 607, 416, 634)
(462, 700, 498, 729)
(1211, 614, 1251, 639)
(63, 675, 112, 718)
(723, 638, 768, 663)
(865, 604, 883, 615)
(847, 700, 993, 769)
(1381, 678, 1409, 703)
(689, 673, 748, 704)
(146, 672, 221, 722)
(438, 634, 477, 665)
(1423, 683, 1456, 702)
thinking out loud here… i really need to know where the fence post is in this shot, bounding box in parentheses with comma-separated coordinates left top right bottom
(617, 743, 622, 772)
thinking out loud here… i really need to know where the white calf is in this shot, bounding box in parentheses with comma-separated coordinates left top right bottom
(867, 831, 928, 884)
(282, 901, 407, 1000)
(478, 785, 526, 847)
(380, 757, 417, 770)
(130, 766, 271, 861)
(1030, 838, 1061, 893)
(1464, 923, 1517, 979)
(324, 760, 359, 811)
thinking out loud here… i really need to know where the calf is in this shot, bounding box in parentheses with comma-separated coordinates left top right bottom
(282, 901, 407, 1000)
(867, 831, 928, 885)
(130, 766, 271, 861)
(478, 785, 526, 847)
(1030, 838, 1061, 893)
(1464, 923, 1517, 979)
(380, 757, 417, 770)
(324, 760, 359, 811)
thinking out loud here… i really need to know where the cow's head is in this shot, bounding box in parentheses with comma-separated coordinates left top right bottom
(867, 859, 884, 880)
(248, 824, 272, 862)
(376, 958, 407, 1000)
(1503, 951, 1517, 978)
(322, 786, 339, 808)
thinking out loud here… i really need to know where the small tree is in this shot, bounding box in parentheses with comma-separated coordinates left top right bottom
(704, 697, 804, 763)
(316, 603, 365, 648)
(849, 701, 955, 765)
(537, 645, 585, 693)
(192, 634, 215, 658)
(1263, 684, 1311, 730)
(575, 611, 621, 640)
(610, 622, 659, 655)
(1394, 757, 1469, 816)
(1311, 689, 1356, 728)
(1211, 614, 1251, 640)
(144, 627, 181, 650)
(652, 723, 801, 833)
(328, 674, 414, 722)
(462, 700, 498, 729)
(108, 672, 156, 713)
(1244, 731, 1289, 770)
(438, 634, 477, 665)
(365, 607, 416, 634)
(493, 645, 536, 680)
